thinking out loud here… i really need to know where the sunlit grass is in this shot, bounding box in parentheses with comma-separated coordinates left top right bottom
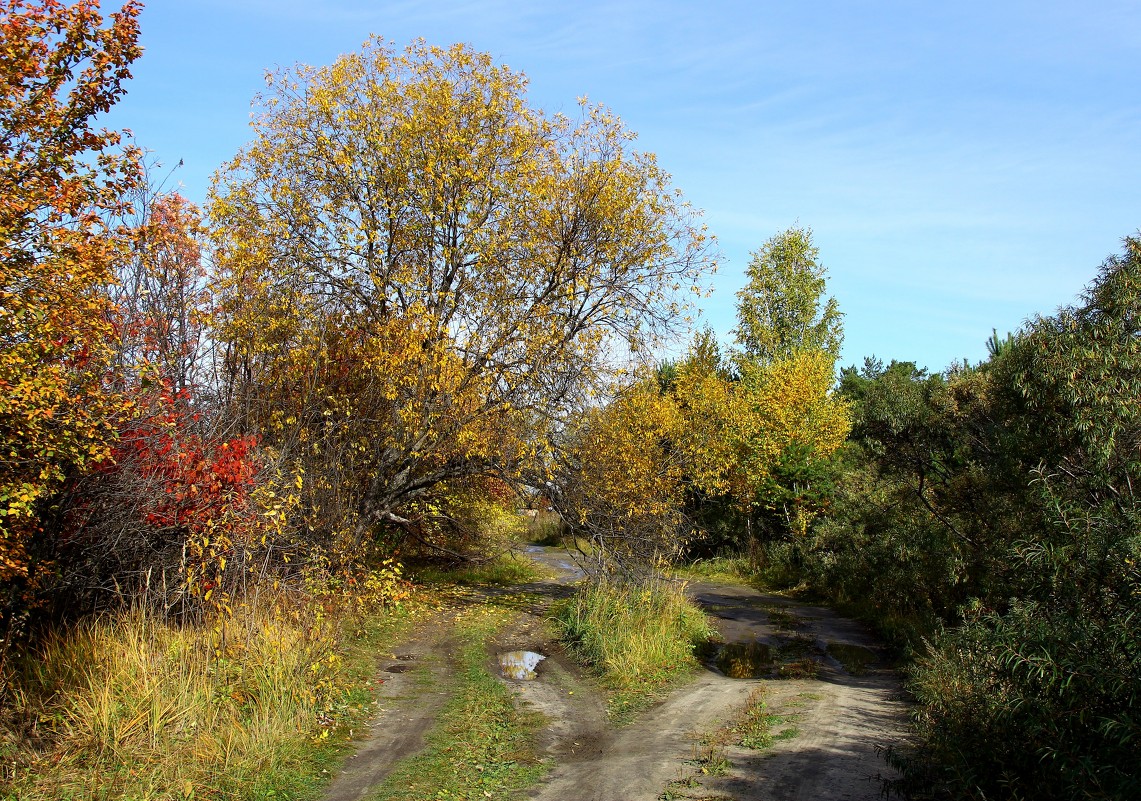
(673, 555, 755, 585)
(412, 552, 546, 587)
(552, 576, 716, 721)
(0, 591, 416, 801)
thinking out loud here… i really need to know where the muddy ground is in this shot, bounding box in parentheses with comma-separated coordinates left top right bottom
(324, 547, 911, 801)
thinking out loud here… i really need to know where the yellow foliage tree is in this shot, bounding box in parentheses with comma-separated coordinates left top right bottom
(209, 39, 715, 551)
(727, 350, 851, 536)
(554, 378, 689, 570)
(674, 340, 850, 544)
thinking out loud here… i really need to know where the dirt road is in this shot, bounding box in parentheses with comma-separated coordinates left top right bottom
(325, 547, 911, 801)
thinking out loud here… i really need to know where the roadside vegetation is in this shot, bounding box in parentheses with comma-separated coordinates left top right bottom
(1, 570, 416, 800)
(2, 3, 1138, 800)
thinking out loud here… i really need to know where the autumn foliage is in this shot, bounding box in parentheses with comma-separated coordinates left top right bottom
(0, 0, 141, 597)
(70, 384, 264, 607)
(0, 9, 836, 651)
(209, 38, 716, 556)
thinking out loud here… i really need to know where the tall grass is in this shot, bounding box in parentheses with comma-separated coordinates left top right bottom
(524, 510, 566, 545)
(553, 577, 715, 720)
(1, 593, 412, 800)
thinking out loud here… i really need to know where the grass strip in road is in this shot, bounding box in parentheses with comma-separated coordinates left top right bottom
(732, 688, 802, 749)
(364, 604, 546, 801)
(662, 687, 809, 800)
(552, 577, 716, 723)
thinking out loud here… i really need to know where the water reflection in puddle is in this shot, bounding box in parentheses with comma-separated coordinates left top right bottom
(499, 650, 545, 680)
(716, 642, 774, 678)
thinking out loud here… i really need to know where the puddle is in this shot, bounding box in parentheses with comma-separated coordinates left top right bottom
(385, 664, 415, 673)
(826, 642, 876, 675)
(715, 642, 774, 679)
(777, 636, 817, 660)
(522, 545, 585, 580)
(499, 650, 545, 680)
(557, 560, 584, 577)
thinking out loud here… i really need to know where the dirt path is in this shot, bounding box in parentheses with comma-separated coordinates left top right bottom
(323, 615, 457, 801)
(324, 548, 911, 801)
(683, 582, 911, 801)
(514, 550, 910, 801)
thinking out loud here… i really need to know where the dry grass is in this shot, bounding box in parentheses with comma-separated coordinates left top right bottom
(1, 587, 414, 800)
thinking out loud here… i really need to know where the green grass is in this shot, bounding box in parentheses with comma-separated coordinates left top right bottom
(412, 553, 545, 587)
(552, 577, 716, 722)
(673, 556, 754, 585)
(364, 605, 547, 801)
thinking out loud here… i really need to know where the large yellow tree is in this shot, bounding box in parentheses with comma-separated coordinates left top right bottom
(209, 39, 715, 548)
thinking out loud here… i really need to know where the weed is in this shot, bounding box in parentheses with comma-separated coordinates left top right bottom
(688, 743, 731, 776)
(730, 687, 811, 750)
(734, 689, 780, 749)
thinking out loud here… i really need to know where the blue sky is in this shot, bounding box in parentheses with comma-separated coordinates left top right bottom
(107, 1, 1141, 371)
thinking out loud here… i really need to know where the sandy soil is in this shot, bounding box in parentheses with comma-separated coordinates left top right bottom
(324, 548, 911, 801)
(684, 583, 912, 801)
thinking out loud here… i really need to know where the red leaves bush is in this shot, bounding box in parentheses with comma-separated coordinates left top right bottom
(110, 386, 259, 536)
(50, 383, 264, 617)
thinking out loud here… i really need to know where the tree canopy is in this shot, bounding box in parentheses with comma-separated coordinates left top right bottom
(734, 226, 842, 363)
(209, 38, 717, 547)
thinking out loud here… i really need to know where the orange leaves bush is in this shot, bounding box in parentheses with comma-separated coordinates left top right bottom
(0, 0, 142, 626)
